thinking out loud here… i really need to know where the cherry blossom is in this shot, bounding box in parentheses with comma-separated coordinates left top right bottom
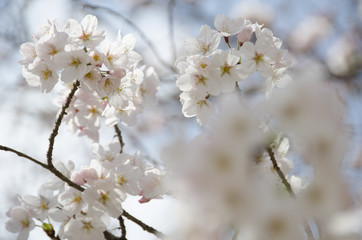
(184, 25, 221, 56)
(5, 207, 35, 240)
(25, 59, 59, 93)
(66, 14, 105, 48)
(214, 14, 244, 37)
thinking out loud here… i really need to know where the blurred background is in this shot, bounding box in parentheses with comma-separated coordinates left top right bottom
(0, 0, 361, 239)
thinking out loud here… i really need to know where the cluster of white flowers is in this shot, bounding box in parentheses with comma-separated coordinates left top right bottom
(6, 15, 167, 240)
(6, 139, 168, 240)
(5, 13, 362, 240)
(164, 16, 360, 240)
(166, 78, 359, 240)
(20, 14, 159, 140)
(176, 14, 291, 125)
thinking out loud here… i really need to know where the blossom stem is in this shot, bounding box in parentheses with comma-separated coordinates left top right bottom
(122, 209, 165, 238)
(0, 145, 49, 169)
(266, 146, 315, 240)
(118, 216, 127, 240)
(266, 146, 295, 198)
(46, 80, 80, 167)
(0, 144, 85, 192)
(114, 124, 125, 153)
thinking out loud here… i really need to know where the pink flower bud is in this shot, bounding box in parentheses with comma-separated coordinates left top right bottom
(237, 26, 253, 43)
(109, 68, 126, 78)
(71, 168, 98, 185)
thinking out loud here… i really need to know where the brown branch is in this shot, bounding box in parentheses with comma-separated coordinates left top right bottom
(122, 209, 165, 238)
(0, 145, 49, 170)
(266, 146, 315, 240)
(82, 3, 177, 73)
(104, 231, 120, 240)
(0, 145, 85, 192)
(118, 215, 127, 240)
(46, 80, 80, 167)
(266, 146, 295, 198)
(114, 124, 124, 153)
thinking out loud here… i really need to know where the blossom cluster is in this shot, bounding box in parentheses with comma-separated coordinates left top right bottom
(6, 15, 167, 240)
(164, 15, 360, 240)
(20, 14, 159, 140)
(6, 139, 168, 240)
(5, 13, 362, 240)
(166, 75, 359, 240)
(176, 14, 291, 125)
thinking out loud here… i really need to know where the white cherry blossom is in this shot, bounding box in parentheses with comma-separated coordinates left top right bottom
(58, 187, 86, 214)
(5, 206, 35, 240)
(83, 181, 125, 218)
(238, 41, 275, 78)
(209, 49, 246, 92)
(36, 29, 68, 60)
(64, 211, 106, 240)
(26, 59, 59, 93)
(180, 89, 215, 125)
(214, 14, 244, 37)
(266, 67, 292, 98)
(19, 42, 37, 65)
(21, 189, 57, 220)
(113, 160, 142, 196)
(54, 46, 91, 82)
(66, 14, 105, 48)
(184, 25, 221, 56)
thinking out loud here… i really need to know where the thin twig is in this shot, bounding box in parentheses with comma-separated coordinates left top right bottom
(103, 231, 120, 240)
(266, 146, 295, 198)
(168, 0, 177, 61)
(114, 124, 124, 153)
(0, 145, 85, 192)
(266, 146, 315, 240)
(303, 221, 315, 240)
(46, 80, 80, 167)
(82, 3, 176, 73)
(118, 215, 127, 240)
(0, 145, 49, 169)
(122, 209, 165, 238)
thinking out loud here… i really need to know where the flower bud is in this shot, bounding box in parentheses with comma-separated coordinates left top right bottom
(237, 26, 253, 44)
(110, 68, 126, 78)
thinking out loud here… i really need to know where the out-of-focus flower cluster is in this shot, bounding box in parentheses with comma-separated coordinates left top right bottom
(19, 14, 159, 141)
(164, 15, 361, 240)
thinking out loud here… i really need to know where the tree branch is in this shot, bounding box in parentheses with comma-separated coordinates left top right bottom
(266, 146, 295, 198)
(0, 145, 49, 170)
(0, 145, 85, 192)
(114, 124, 124, 153)
(46, 80, 80, 167)
(266, 146, 315, 240)
(122, 209, 165, 238)
(118, 215, 127, 240)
